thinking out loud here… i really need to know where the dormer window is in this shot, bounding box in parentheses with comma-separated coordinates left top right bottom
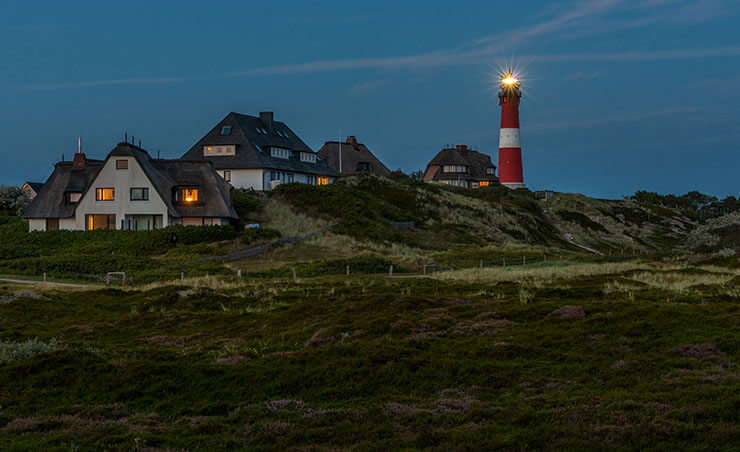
(220, 126, 232, 135)
(176, 188, 199, 203)
(300, 152, 316, 163)
(68, 192, 81, 203)
(486, 167, 495, 175)
(271, 147, 290, 159)
(442, 165, 468, 173)
(356, 162, 370, 172)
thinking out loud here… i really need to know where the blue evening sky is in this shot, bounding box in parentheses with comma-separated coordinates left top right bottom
(2, 0, 739, 198)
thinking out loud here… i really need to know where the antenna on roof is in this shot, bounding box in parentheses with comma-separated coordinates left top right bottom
(78, 136, 82, 154)
(138, 140, 141, 148)
(157, 149, 160, 159)
(131, 135, 135, 145)
(125, 132, 128, 142)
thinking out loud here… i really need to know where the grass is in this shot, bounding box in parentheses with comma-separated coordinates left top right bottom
(0, 254, 738, 450)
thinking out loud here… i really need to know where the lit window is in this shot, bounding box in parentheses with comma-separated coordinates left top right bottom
(96, 188, 115, 201)
(203, 145, 235, 156)
(223, 170, 231, 182)
(130, 187, 149, 201)
(318, 177, 329, 186)
(479, 181, 490, 187)
(68, 192, 81, 203)
(116, 159, 128, 170)
(177, 188, 199, 202)
(221, 126, 232, 135)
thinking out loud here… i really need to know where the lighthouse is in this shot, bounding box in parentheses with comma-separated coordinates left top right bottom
(498, 72, 526, 189)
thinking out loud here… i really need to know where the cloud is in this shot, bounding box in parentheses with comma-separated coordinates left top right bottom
(349, 79, 390, 95)
(566, 71, 607, 80)
(15, 76, 193, 91)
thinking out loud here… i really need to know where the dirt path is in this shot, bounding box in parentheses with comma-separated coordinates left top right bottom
(0, 278, 93, 288)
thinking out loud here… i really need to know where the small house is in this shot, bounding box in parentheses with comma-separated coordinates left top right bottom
(316, 136, 391, 176)
(422, 145, 499, 188)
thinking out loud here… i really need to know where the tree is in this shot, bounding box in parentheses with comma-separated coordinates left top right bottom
(0, 185, 31, 216)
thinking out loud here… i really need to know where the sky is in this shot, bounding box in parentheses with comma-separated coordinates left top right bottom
(1, 0, 739, 199)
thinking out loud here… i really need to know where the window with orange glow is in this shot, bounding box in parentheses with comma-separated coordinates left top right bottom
(318, 177, 329, 186)
(95, 188, 115, 201)
(479, 181, 490, 187)
(177, 188, 199, 202)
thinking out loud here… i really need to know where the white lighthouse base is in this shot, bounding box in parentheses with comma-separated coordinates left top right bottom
(501, 182, 527, 189)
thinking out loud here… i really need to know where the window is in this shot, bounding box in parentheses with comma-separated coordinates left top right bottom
(300, 152, 316, 163)
(182, 217, 204, 226)
(220, 126, 232, 135)
(271, 147, 290, 159)
(96, 188, 115, 201)
(46, 218, 59, 230)
(68, 192, 81, 203)
(176, 188, 199, 202)
(318, 177, 329, 186)
(86, 214, 116, 230)
(223, 170, 231, 182)
(116, 159, 128, 169)
(307, 175, 315, 185)
(486, 167, 495, 175)
(130, 187, 149, 201)
(203, 145, 235, 156)
(479, 181, 490, 187)
(442, 165, 468, 173)
(356, 162, 370, 172)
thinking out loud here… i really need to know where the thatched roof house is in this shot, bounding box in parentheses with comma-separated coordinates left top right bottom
(317, 136, 391, 177)
(422, 145, 499, 188)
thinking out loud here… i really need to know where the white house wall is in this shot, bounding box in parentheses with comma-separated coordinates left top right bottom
(28, 219, 46, 231)
(74, 156, 169, 230)
(60, 218, 76, 230)
(224, 169, 264, 191)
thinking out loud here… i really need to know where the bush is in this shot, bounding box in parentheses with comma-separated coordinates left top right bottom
(0, 338, 62, 363)
(241, 227, 282, 245)
(0, 185, 30, 216)
(233, 189, 263, 220)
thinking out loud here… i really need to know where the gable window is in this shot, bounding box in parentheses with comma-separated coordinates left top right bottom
(96, 188, 115, 201)
(203, 145, 235, 156)
(220, 126, 232, 135)
(68, 192, 82, 203)
(130, 187, 149, 201)
(486, 167, 495, 175)
(271, 147, 290, 159)
(116, 159, 128, 170)
(223, 170, 231, 182)
(300, 152, 316, 163)
(356, 162, 370, 172)
(176, 188, 199, 203)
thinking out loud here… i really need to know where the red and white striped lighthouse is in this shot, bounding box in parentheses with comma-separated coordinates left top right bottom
(498, 72, 526, 189)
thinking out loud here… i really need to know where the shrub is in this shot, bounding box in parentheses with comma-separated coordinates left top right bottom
(0, 185, 31, 216)
(0, 338, 62, 363)
(233, 189, 263, 220)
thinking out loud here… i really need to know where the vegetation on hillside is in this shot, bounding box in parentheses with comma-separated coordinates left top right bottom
(0, 255, 737, 449)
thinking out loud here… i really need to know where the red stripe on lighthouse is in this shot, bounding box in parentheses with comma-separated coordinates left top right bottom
(498, 91, 525, 188)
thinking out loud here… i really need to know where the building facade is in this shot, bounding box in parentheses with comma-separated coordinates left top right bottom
(181, 111, 337, 191)
(422, 145, 499, 188)
(22, 143, 237, 231)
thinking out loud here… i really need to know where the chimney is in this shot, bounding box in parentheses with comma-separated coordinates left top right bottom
(73, 152, 86, 168)
(346, 136, 358, 146)
(456, 144, 468, 151)
(259, 111, 274, 131)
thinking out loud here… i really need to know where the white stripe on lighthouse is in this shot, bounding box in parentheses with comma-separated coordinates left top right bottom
(499, 128, 521, 148)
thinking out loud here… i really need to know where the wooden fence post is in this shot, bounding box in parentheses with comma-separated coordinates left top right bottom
(346, 265, 350, 276)
(523, 256, 526, 266)
(544, 254, 547, 263)
(503, 258, 506, 268)
(389, 265, 393, 276)
(43, 272, 46, 284)
(423, 264, 427, 276)
(237, 269, 242, 278)
(181, 271, 184, 281)
(291, 267, 297, 282)
(479, 259, 483, 269)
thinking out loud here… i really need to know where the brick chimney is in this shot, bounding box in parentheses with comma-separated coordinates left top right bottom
(456, 144, 469, 152)
(346, 136, 358, 146)
(72, 152, 86, 168)
(259, 111, 274, 131)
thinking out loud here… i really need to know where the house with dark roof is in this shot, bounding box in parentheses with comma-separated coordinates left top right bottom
(181, 111, 337, 191)
(422, 145, 499, 188)
(22, 142, 237, 231)
(21, 182, 44, 200)
(316, 136, 391, 177)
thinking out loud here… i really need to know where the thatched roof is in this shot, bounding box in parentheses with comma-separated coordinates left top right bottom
(316, 137, 391, 176)
(424, 145, 498, 183)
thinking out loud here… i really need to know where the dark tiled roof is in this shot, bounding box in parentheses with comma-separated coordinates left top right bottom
(22, 161, 104, 219)
(425, 146, 499, 182)
(181, 112, 337, 177)
(316, 138, 391, 176)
